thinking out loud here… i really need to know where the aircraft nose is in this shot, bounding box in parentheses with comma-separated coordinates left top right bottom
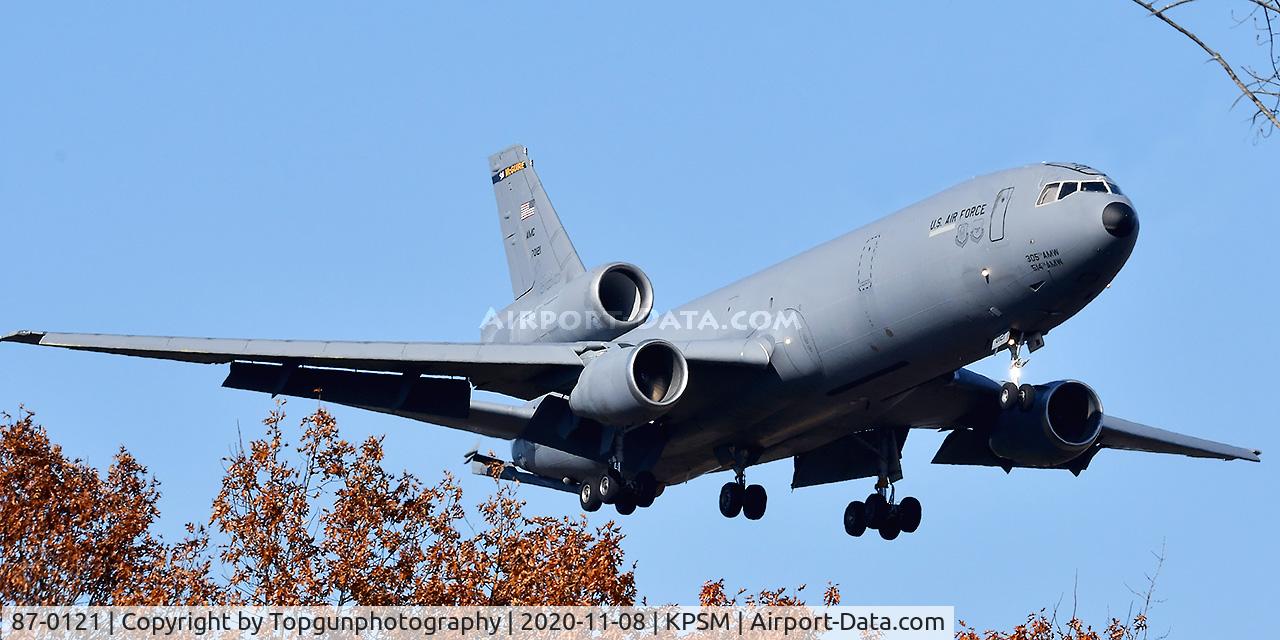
(1102, 201, 1137, 238)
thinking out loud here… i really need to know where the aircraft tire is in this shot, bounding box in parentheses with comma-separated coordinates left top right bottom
(864, 493, 888, 529)
(1018, 384, 1037, 411)
(579, 480, 602, 513)
(633, 471, 658, 508)
(719, 482, 743, 518)
(999, 382, 1019, 410)
(844, 501, 867, 537)
(898, 496, 922, 533)
(615, 494, 637, 516)
(598, 470, 623, 505)
(742, 484, 767, 520)
(878, 513, 901, 541)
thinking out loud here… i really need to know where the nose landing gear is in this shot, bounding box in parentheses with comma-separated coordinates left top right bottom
(996, 330, 1042, 410)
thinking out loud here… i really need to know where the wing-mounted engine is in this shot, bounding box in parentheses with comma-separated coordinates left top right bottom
(482, 262, 654, 343)
(988, 380, 1104, 466)
(934, 380, 1104, 472)
(569, 339, 688, 427)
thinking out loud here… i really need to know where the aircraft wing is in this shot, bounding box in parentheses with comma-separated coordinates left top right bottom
(882, 368, 1260, 465)
(1, 330, 773, 402)
(1098, 415, 1261, 462)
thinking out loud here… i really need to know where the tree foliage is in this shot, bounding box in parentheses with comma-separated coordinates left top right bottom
(0, 404, 632, 606)
(1, 406, 1151, 638)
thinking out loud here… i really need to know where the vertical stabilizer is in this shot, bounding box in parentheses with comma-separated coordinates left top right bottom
(489, 145, 586, 301)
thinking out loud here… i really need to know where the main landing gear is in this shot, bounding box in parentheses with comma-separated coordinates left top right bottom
(719, 474, 768, 520)
(842, 478, 922, 541)
(715, 446, 767, 520)
(578, 468, 660, 516)
(839, 427, 921, 540)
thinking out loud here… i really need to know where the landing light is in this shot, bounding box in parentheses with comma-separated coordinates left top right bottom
(980, 268, 991, 283)
(1009, 360, 1024, 385)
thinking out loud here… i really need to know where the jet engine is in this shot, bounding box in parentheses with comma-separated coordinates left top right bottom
(569, 340, 688, 427)
(486, 262, 655, 343)
(988, 380, 1104, 467)
(511, 439, 606, 483)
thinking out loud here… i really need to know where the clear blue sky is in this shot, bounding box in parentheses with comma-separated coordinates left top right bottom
(2, 2, 1275, 635)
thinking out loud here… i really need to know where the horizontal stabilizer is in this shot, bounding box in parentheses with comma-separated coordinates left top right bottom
(464, 449, 578, 493)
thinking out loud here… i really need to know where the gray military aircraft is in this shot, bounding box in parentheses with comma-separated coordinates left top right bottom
(4, 145, 1261, 540)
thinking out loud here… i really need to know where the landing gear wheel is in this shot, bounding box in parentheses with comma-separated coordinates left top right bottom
(878, 512, 902, 541)
(615, 494, 637, 516)
(843, 501, 867, 537)
(1017, 384, 1037, 411)
(898, 496, 922, 533)
(999, 382, 1019, 410)
(864, 492, 888, 529)
(742, 484, 767, 520)
(718, 482, 744, 518)
(633, 471, 658, 508)
(579, 480, 602, 513)
(597, 470, 623, 505)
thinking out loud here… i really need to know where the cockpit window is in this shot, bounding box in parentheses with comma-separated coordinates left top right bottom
(1036, 179, 1125, 207)
(1037, 182, 1059, 206)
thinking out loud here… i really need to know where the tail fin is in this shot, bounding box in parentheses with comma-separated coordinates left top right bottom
(489, 145, 586, 301)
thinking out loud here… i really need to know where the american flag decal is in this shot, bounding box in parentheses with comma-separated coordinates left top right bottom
(519, 200, 536, 220)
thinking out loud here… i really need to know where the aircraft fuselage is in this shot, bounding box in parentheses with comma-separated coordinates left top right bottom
(625, 163, 1139, 482)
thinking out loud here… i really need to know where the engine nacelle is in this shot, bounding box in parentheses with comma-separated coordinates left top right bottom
(989, 380, 1104, 467)
(511, 439, 606, 483)
(483, 262, 654, 343)
(569, 340, 688, 427)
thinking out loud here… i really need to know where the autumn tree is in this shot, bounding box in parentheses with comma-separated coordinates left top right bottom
(0, 404, 632, 606)
(2, 404, 1153, 639)
(0, 408, 218, 604)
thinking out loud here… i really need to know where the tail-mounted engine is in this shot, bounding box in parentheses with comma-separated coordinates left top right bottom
(569, 339, 688, 427)
(483, 262, 654, 343)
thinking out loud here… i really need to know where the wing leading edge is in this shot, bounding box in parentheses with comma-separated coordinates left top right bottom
(3, 330, 587, 399)
(1, 330, 774, 402)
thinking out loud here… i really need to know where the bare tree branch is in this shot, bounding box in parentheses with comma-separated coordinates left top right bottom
(1132, 0, 1280, 138)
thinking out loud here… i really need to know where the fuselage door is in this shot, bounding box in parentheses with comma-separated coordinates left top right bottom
(989, 187, 1013, 242)
(857, 235, 880, 292)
